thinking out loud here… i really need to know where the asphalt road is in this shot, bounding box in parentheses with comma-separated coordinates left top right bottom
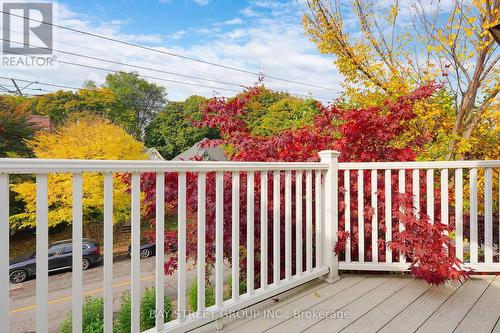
(9, 255, 199, 333)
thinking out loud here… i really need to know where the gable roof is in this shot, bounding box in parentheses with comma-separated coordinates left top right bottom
(173, 138, 227, 161)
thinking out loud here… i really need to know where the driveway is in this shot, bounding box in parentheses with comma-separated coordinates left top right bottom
(9, 255, 199, 333)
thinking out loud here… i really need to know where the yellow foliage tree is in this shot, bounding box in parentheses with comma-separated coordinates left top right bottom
(10, 117, 147, 230)
(303, 0, 499, 160)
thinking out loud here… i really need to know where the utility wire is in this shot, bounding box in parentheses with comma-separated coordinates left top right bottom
(2, 28, 238, 81)
(2, 33, 333, 100)
(0, 76, 116, 95)
(0, 10, 339, 92)
(0, 83, 51, 94)
(3, 44, 331, 100)
(2, 48, 242, 94)
(2, 39, 331, 101)
(1, 36, 243, 88)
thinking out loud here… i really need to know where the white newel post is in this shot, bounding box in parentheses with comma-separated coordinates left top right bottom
(318, 150, 341, 283)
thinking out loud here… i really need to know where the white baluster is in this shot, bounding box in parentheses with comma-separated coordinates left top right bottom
(178, 173, 187, 321)
(285, 170, 292, 279)
(0, 174, 8, 333)
(273, 171, 281, 283)
(469, 169, 478, 264)
(358, 170, 364, 263)
(247, 172, 255, 294)
(344, 171, 351, 263)
(485, 168, 493, 264)
(104, 174, 114, 332)
(131, 173, 141, 332)
(72, 173, 83, 333)
(260, 171, 268, 288)
(295, 171, 303, 275)
(215, 172, 224, 307)
(231, 172, 240, 299)
(412, 169, 420, 217)
(455, 169, 463, 261)
(36, 174, 49, 333)
(384, 170, 392, 263)
(156, 172, 165, 329)
(398, 170, 405, 264)
(314, 171, 322, 269)
(371, 170, 378, 263)
(306, 170, 313, 272)
(426, 170, 434, 224)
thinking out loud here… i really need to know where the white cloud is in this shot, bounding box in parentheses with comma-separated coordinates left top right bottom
(240, 7, 259, 17)
(1, 1, 342, 102)
(192, 0, 210, 6)
(224, 18, 243, 25)
(169, 30, 187, 40)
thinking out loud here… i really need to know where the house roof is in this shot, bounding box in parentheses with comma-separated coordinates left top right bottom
(145, 147, 165, 161)
(173, 138, 227, 161)
(28, 115, 51, 131)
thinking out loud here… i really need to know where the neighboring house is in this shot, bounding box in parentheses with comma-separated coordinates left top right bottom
(173, 138, 227, 161)
(28, 115, 51, 132)
(145, 147, 165, 161)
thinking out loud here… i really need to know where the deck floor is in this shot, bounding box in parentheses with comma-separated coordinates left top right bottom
(191, 273, 500, 333)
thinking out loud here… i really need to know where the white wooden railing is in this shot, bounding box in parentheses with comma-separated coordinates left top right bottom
(0, 154, 499, 333)
(338, 160, 500, 272)
(0, 151, 338, 333)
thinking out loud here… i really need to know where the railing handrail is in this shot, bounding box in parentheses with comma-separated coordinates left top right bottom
(339, 160, 500, 170)
(2, 158, 499, 174)
(0, 158, 328, 173)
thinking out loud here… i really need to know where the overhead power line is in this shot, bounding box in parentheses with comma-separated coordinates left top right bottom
(0, 76, 116, 95)
(0, 10, 339, 92)
(2, 47, 242, 94)
(2, 34, 333, 101)
(2, 40, 331, 101)
(1, 36, 243, 88)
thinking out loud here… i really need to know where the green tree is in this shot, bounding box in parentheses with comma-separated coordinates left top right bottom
(25, 88, 118, 127)
(27, 90, 78, 126)
(105, 72, 167, 140)
(250, 97, 320, 136)
(145, 95, 219, 159)
(0, 96, 36, 157)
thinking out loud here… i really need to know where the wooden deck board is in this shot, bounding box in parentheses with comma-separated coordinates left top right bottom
(187, 274, 500, 333)
(228, 274, 367, 333)
(378, 280, 461, 333)
(302, 276, 412, 332)
(340, 279, 432, 333)
(190, 278, 329, 333)
(264, 276, 389, 333)
(415, 275, 494, 333)
(454, 276, 500, 333)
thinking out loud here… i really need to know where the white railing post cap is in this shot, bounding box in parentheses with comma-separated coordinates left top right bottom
(318, 150, 341, 160)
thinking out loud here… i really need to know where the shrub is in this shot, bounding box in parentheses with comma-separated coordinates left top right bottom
(114, 292, 132, 333)
(187, 277, 246, 312)
(60, 296, 104, 333)
(188, 279, 216, 312)
(140, 287, 173, 330)
(115, 288, 173, 333)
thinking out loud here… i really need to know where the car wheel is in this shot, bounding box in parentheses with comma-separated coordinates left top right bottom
(82, 258, 91, 271)
(10, 269, 28, 284)
(140, 248, 151, 258)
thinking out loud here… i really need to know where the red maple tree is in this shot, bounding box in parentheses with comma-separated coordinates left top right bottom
(139, 83, 469, 285)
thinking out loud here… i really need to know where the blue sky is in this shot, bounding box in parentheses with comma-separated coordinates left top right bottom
(2, 0, 344, 100)
(60, 0, 253, 45)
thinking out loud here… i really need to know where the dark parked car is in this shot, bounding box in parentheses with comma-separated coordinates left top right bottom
(128, 236, 178, 259)
(9, 239, 102, 284)
(128, 242, 156, 258)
